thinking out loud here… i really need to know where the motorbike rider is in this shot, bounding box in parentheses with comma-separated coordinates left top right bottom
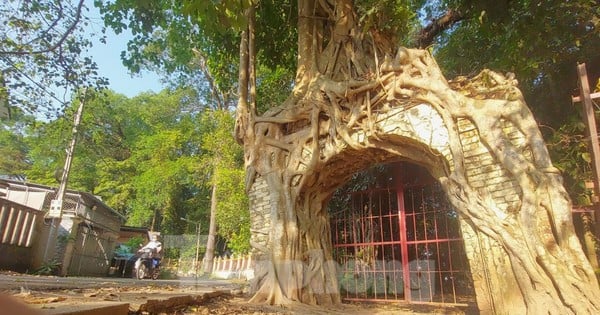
(140, 234, 162, 269)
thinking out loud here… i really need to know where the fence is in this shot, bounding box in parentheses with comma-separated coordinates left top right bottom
(160, 255, 254, 280)
(212, 254, 254, 280)
(0, 198, 43, 247)
(0, 198, 46, 272)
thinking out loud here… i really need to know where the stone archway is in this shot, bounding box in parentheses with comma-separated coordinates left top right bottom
(246, 95, 527, 313)
(239, 47, 600, 313)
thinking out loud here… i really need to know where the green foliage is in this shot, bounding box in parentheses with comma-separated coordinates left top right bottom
(547, 115, 593, 205)
(355, 0, 421, 45)
(3, 87, 250, 255)
(256, 65, 295, 114)
(434, 0, 599, 127)
(33, 260, 61, 276)
(199, 110, 250, 254)
(98, 0, 298, 112)
(0, 109, 35, 179)
(216, 167, 250, 254)
(97, 0, 242, 108)
(1, 0, 108, 117)
(123, 236, 145, 250)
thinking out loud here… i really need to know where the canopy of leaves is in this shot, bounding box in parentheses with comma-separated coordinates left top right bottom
(96, 0, 297, 111)
(0, 109, 34, 180)
(0, 0, 108, 118)
(97, 0, 243, 109)
(432, 0, 599, 125)
(199, 110, 249, 253)
(4, 89, 248, 251)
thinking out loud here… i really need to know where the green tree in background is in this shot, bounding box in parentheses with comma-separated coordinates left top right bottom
(8, 87, 249, 252)
(0, 109, 35, 180)
(200, 110, 249, 257)
(98, 0, 259, 257)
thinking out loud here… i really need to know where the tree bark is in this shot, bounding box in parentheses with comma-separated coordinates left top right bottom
(202, 177, 218, 274)
(417, 9, 465, 48)
(235, 0, 600, 312)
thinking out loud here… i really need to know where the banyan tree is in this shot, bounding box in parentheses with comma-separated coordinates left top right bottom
(233, 1, 600, 314)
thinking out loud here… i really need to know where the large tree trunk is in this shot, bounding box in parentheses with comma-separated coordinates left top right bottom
(234, 0, 600, 312)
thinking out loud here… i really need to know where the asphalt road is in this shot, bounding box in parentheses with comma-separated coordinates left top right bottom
(0, 273, 240, 292)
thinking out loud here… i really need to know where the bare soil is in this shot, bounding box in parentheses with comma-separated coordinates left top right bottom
(191, 295, 470, 314)
(0, 271, 472, 314)
(5, 285, 472, 315)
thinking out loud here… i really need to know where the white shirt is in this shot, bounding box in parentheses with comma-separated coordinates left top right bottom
(141, 240, 162, 256)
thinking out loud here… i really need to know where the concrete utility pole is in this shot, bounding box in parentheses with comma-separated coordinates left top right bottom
(42, 91, 87, 275)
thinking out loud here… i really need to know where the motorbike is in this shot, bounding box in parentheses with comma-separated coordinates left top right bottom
(133, 248, 161, 280)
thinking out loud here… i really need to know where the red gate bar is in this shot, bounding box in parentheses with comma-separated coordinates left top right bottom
(330, 164, 476, 307)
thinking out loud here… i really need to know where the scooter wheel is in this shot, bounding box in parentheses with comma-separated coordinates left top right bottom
(136, 265, 147, 280)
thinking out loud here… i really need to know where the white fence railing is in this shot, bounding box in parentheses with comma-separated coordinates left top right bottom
(212, 254, 254, 280)
(0, 198, 43, 247)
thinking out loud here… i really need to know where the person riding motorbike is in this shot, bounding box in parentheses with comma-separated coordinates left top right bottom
(139, 234, 162, 268)
(134, 234, 162, 279)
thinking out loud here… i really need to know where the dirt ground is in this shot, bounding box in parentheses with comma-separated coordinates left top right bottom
(193, 295, 470, 315)
(0, 270, 473, 314)
(4, 285, 472, 315)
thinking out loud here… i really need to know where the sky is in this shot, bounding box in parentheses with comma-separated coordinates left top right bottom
(87, 6, 165, 98)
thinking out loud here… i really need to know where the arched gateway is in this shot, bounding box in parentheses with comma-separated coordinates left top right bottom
(329, 162, 476, 306)
(238, 47, 600, 314)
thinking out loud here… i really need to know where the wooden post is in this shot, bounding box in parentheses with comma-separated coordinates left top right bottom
(575, 63, 600, 268)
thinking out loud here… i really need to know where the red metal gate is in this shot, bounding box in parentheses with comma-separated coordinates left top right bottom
(331, 163, 475, 306)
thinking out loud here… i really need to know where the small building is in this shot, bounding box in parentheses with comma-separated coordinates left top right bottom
(117, 226, 150, 245)
(0, 179, 125, 276)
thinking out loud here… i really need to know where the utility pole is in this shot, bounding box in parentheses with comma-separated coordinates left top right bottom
(573, 63, 600, 268)
(42, 90, 87, 275)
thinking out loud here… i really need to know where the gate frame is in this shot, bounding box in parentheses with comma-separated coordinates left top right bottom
(331, 162, 476, 306)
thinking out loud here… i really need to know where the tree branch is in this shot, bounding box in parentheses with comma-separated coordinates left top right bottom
(192, 49, 225, 110)
(417, 9, 465, 49)
(0, 0, 85, 56)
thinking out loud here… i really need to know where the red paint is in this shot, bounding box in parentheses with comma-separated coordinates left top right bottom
(330, 163, 475, 306)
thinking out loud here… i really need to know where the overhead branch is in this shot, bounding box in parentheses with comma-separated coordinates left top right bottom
(192, 49, 225, 110)
(0, 0, 85, 56)
(417, 9, 465, 49)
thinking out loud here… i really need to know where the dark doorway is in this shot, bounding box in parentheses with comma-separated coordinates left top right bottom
(329, 162, 476, 306)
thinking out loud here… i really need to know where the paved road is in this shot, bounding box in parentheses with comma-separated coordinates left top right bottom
(0, 273, 246, 314)
(0, 273, 240, 292)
